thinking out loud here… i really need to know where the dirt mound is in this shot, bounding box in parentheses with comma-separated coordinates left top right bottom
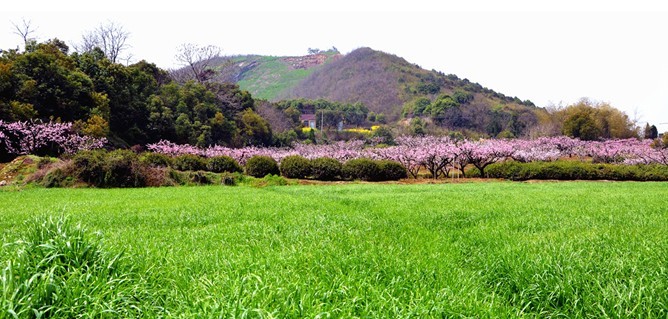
(0, 156, 54, 186)
(282, 53, 337, 70)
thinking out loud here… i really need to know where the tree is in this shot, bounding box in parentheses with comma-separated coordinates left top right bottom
(562, 110, 600, 141)
(409, 117, 426, 136)
(644, 123, 658, 139)
(6, 40, 98, 123)
(11, 18, 37, 50)
(371, 126, 394, 145)
(429, 95, 459, 118)
(239, 109, 272, 146)
(375, 113, 386, 124)
(554, 98, 638, 140)
(76, 21, 131, 64)
(174, 43, 221, 83)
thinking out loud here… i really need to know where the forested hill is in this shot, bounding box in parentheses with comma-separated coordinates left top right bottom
(281, 48, 537, 118)
(212, 47, 543, 136)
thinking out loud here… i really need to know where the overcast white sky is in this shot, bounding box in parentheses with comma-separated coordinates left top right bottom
(2, 0, 667, 131)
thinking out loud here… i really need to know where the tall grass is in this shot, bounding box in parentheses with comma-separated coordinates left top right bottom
(1, 217, 163, 318)
(1, 182, 667, 317)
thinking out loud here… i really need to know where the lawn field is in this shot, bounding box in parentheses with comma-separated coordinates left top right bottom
(1, 182, 667, 318)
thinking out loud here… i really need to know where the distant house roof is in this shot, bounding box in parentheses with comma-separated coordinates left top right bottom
(300, 114, 316, 121)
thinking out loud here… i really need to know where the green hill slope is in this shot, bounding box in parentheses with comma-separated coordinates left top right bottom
(214, 51, 339, 100)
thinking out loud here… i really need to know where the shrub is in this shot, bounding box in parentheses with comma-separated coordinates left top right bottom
(377, 160, 408, 181)
(245, 155, 280, 178)
(37, 157, 55, 169)
(251, 174, 288, 187)
(40, 167, 74, 188)
(484, 160, 668, 181)
(190, 171, 214, 184)
(280, 155, 312, 179)
(102, 150, 146, 187)
(310, 157, 342, 181)
(167, 169, 189, 185)
(206, 156, 242, 173)
(142, 166, 172, 187)
(172, 154, 207, 171)
(72, 150, 106, 186)
(343, 158, 381, 181)
(139, 152, 173, 168)
(221, 172, 243, 186)
(72, 150, 145, 188)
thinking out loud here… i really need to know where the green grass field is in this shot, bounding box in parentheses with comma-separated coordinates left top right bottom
(1, 182, 667, 318)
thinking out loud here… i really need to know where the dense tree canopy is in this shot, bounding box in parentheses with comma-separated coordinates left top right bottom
(554, 99, 638, 140)
(1, 39, 270, 148)
(274, 98, 370, 129)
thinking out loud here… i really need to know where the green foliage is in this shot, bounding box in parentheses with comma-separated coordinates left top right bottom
(563, 109, 600, 141)
(644, 123, 659, 139)
(139, 152, 173, 167)
(172, 154, 208, 171)
(245, 155, 279, 177)
(409, 117, 426, 136)
(71, 150, 146, 188)
(496, 129, 515, 138)
(342, 158, 406, 181)
(101, 150, 146, 187)
(375, 113, 386, 124)
(1, 40, 96, 123)
(343, 158, 382, 181)
(428, 94, 459, 118)
(71, 150, 106, 185)
(206, 156, 242, 173)
(251, 174, 289, 187)
(402, 97, 431, 117)
(1, 39, 274, 148)
(279, 155, 312, 179)
(309, 157, 342, 181)
(0, 217, 159, 317)
(482, 160, 668, 181)
(371, 125, 395, 145)
(239, 108, 273, 146)
(452, 89, 474, 104)
(558, 99, 638, 140)
(377, 160, 408, 180)
(220, 172, 242, 186)
(275, 98, 369, 128)
(40, 167, 74, 188)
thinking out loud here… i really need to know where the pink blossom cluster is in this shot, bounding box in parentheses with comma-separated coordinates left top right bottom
(146, 136, 668, 177)
(147, 140, 368, 165)
(0, 120, 106, 155)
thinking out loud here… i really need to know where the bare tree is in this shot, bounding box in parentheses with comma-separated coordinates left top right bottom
(11, 18, 37, 50)
(174, 43, 221, 83)
(76, 21, 130, 63)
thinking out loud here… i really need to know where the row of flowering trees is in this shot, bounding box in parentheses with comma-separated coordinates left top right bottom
(0, 121, 106, 160)
(2, 120, 666, 178)
(146, 136, 668, 178)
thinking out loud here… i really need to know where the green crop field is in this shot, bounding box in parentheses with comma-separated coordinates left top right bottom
(1, 182, 667, 318)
